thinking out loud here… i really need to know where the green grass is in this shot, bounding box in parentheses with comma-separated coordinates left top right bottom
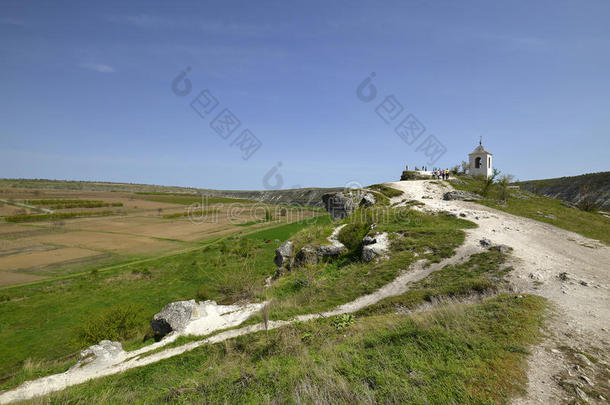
(451, 176, 610, 244)
(360, 249, 512, 316)
(4, 210, 116, 223)
(34, 294, 546, 404)
(256, 208, 477, 321)
(368, 183, 404, 198)
(0, 216, 331, 382)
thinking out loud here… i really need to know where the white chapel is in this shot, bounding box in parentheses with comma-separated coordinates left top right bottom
(468, 140, 493, 178)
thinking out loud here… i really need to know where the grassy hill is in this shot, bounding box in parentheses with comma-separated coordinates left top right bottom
(450, 175, 610, 244)
(516, 171, 610, 211)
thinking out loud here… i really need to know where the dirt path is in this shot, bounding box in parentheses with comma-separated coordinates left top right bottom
(386, 179, 610, 404)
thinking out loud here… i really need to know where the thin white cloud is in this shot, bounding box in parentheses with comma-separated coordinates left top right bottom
(81, 63, 116, 73)
(105, 14, 175, 28)
(0, 18, 26, 27)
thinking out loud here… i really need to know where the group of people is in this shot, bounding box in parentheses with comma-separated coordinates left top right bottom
(405, 164, 451, 180)
(433, 169, 450, 180)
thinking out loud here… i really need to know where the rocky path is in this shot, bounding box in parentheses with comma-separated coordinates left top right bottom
(386, 179, 610, 404)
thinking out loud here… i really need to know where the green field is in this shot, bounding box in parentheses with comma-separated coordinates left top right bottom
(0, 216, 331, 385)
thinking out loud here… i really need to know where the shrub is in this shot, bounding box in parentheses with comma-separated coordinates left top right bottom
(78, 304, 144, 346)
(338, 222, 371, 252)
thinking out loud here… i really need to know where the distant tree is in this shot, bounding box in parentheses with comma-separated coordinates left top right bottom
(157, 208, 163, 216)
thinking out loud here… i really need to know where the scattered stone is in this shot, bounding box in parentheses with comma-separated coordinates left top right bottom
(443, 190, 481, 201)
(529, 272, 544, 281)
(558, 272, 570, 281)
(579, 280, 588, 287)
(459, 213, 467, 217)
(421, 195, 433, 199)
(479, 238, 492, 248)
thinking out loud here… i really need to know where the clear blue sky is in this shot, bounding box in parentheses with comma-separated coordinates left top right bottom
(1, 0, 609, 190)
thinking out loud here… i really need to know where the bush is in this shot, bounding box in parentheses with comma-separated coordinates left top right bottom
(338, 222, 371, 252)
(78, 304, 144, 346)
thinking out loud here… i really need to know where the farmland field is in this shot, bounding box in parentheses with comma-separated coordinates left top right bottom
(0, 184, 322, 286)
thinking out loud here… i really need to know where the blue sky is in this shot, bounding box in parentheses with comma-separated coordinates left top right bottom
(1, 0, 609, 190)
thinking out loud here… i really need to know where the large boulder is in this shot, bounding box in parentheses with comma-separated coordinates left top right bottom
(274, 241, 294, 269)
(151, 300, 197, 335)
(443, 191, 481, 201)
(322, 193, 355, 220)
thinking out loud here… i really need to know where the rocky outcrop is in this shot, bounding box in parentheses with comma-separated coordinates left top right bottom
(203, 187, 343, 207)
(274, 241, 293, 272)
(151, 299, 265, 338)
(151, 300, 197, 335)
(400, 171, 430, 181)
(362, 232, 390, 262)
(293, 225, 347, 267)
(322, 193, 355, 220)
(443, 190, 481, 201)
(360, 193, 376, 207)
(517, 171, 610, 211)
(294, 246, 319, 267)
